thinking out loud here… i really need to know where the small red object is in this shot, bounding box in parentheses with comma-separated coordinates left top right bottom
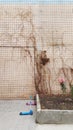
(26, 101, 36, 106)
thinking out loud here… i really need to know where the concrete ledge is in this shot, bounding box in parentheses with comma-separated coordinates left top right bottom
(36, 94, 73, 124)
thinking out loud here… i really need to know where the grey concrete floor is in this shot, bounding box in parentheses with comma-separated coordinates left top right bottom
(0, 100, 36, 130)
(0, 100, 73, 130)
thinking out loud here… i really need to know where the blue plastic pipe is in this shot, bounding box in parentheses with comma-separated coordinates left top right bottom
(19, 110, 33, 115)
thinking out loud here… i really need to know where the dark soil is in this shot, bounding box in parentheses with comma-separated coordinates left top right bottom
(39, 94, 73, 110)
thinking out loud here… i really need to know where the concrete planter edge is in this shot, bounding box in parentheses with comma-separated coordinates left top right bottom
(36, 94, 73, 124)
